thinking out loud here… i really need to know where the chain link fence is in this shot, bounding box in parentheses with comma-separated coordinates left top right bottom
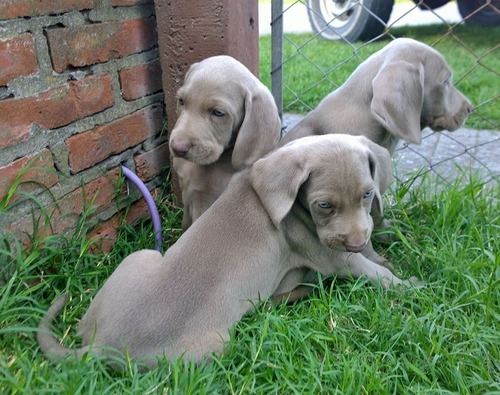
(267, 0, 500, 186)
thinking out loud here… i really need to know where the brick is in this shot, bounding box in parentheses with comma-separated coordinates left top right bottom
(67, 104, 164, 173)
(5, 208, 53, 246)
(5, 168, 122, 243)
(46, 17, 157, 73)
(0, 74, 113, 149)
(50, 169, 122, 235)
(0, 0, 94, 20)
(119, 59, 162, 101)
(134, 141, 170, 181)
(111, 0, 153, 6)
(88, 199, 150, 253)
(59, 169, 120, 217)
(0, 33, 38, 86)
(0, 149, 58, 204)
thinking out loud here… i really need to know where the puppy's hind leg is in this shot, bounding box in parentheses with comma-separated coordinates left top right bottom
(271, 267, 314, 304)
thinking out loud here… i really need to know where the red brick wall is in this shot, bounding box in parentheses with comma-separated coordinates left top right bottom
(0, 0, 169, 251)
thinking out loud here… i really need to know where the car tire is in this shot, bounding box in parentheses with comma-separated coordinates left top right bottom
(457, 0, 500, 26)
(306, 0, 395, 42)
(414, 0, 449, 10)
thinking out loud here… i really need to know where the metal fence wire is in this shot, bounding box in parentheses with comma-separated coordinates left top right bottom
(268, 0, 500, 186)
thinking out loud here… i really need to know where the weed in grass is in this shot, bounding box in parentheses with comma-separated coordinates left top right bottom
(1, 169, 499, 392)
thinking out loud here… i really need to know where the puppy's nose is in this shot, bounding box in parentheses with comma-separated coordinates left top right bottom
(467, 104, 474, 114)
(170, 140, 191, 157)
(344, 241, 367, 253)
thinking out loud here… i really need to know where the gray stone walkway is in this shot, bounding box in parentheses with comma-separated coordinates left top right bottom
(282, 113, 500, 185)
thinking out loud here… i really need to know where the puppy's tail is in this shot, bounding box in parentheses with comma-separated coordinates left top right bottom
(37, 293, 80, 362)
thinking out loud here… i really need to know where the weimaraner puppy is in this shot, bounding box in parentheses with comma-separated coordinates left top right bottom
(279, 38, 473, 155)
(278, 37, 473, 244)
(169, 55, 281, 230)
(37, 134, 418, 369)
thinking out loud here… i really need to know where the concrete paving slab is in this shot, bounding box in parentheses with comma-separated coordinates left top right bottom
(282, 113, 500, 185)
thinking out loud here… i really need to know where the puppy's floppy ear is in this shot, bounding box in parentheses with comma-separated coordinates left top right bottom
(251, 145, 310, 227)
(232, 86, 282, 170)
(364, 139, 393, 193)
(183, 61, 200, 83)
(371, 60, 424, 145)
(360, 138, 393, 222)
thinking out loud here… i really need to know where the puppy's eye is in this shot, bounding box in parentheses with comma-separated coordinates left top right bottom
(318, 201, 332, 209)
(212, 109, 225, 117)
(363, 191, 373, 199)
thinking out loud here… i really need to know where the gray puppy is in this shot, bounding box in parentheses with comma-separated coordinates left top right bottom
(38, 135, 418, 369)
(170, 55, 281, 230)
(279, 38, 473, 155)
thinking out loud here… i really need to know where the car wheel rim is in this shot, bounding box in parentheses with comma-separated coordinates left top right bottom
(319, 0, 361, 27)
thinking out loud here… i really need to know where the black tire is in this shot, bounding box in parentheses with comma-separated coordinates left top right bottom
(414, 0, 449, 10)
(306, 0, 395, 42)
(457, 0, 500, 27)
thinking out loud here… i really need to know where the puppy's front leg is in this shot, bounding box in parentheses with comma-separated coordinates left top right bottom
(344, 253, 420, 289)
(361, 240, 394, 270)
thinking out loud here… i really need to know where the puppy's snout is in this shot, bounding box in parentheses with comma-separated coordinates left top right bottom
(339, 228, 370, 253)
(344, 240, 367, 253)
(170, 139, 192, 157)
(467, 103, 474, 114)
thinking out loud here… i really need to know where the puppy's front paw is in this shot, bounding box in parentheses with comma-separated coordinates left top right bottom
(379, 259, 394, 271)
(402, 276, 424, 288)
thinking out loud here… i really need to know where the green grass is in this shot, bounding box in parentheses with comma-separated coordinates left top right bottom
(259, 24, 500, 130)
(1, 168, 499, 392)
(1, 5, 498, 392)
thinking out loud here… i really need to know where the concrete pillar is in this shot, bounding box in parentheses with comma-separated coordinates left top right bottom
(153, 0, 259, 201)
